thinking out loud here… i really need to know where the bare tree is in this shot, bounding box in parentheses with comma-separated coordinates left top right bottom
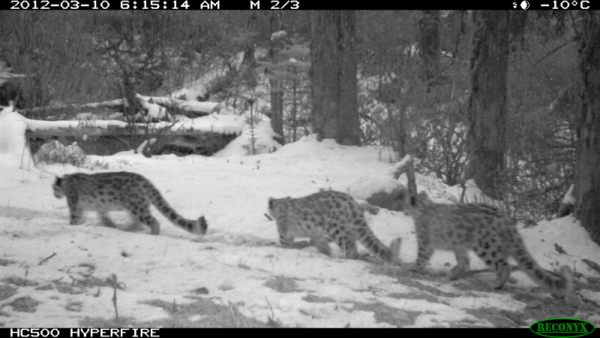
(310, 10, 360, 146)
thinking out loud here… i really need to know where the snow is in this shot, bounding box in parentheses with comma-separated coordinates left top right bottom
(562, 184, 575, 205)
(25, 118, 129, 132)
(271, 30, 287, 41)
(1, 109, 599, 327)
(167, 113, 245, 135)
(213, 116, 282, 158)
(0, 107, 38, 189)
(347, 174, 401, 199)
(135, 94, 222, 121)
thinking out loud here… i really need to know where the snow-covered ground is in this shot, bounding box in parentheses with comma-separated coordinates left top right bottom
(1, 106, 599, 327)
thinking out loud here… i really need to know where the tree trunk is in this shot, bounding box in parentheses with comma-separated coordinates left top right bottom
(574, 11, 600, 245)
(465, 11, 509, 199)
(310, 10, 359, 146)
(391, 99, 407, 158)
(418, 10, 440, 91)
(268, 12, 285, 145)
(241, 14, 258, 89)
(292, 78, 298, 142)
(120, 69, 145, 123)
(413, 10, 440, 161)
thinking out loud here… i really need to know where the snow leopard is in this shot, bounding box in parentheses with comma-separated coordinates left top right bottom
(268, 190, 400, 264)
(53, 171, 207, 235)
(402, 191, 574, 298)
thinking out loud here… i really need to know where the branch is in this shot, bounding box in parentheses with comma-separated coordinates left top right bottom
(38, 253, 57, 266)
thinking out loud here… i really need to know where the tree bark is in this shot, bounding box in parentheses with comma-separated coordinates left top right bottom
(574, 11, 600, 244)
(310, 11, 359, 146)
(419, 10, 440, 91)
(465, 11, 509, 199)
(241, 13, 258, 89)
(268, 11, 285, 144)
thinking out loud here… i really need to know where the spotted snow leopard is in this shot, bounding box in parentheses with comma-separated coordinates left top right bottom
(402, 190, 574, 298)
(268, 190, 400, 264)
(53, 171, 207, 235)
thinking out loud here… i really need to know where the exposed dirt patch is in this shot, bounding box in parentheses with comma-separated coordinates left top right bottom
(0, 259, 16, 267)
(81, 296, 272, 328)
(140, 297, 273, 327)
(55, 282, 87, 295)
(351, 301, 420, 327)
(4, 296, 41, 313)
(66, 301, 84, 312)
(472, 308, 521, 327)
(302, 294, 336, 303)
(387, 291, 440, 303)
(3, 277, 38, 287)
(264, 276, 301, 293)
(0, 285, 18, 301)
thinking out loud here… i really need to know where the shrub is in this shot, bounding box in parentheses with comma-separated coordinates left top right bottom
(34, 140, 85, 166)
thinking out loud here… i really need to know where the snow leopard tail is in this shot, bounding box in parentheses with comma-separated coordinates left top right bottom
(506, 226, 574, 299)
(357, 225, 401, 265)
(144, 181, 208, 235)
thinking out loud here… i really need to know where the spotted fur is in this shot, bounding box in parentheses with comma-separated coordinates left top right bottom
(404, 191, 574, 298)
(268, 190, 399, 264)
(53, 171, 207, 235)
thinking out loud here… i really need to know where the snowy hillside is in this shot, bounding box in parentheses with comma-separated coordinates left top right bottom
(1, 107, 599, 327)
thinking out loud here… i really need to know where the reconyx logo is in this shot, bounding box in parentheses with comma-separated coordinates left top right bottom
(531, 318, 596, 338)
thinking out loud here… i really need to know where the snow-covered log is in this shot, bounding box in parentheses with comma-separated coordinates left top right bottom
(142, 95, 221, 118)
(346, 155, 415, 212)
(24, 111, 245, 138)
(18, 94, 222, 120)
(18, 98, 126, 118)
(25, 122, 207, 138)
(23, 109, 246, 156)
(387, 155, 414, 179)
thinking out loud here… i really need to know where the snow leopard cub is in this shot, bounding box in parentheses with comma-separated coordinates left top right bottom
(268, 190, 400, 264)
(53, 171, 208, 235)
(403, 191, 574, 299)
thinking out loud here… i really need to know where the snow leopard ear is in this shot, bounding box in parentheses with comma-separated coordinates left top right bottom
(55, 176, 63, 186)
(268, 198, 274, 208)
